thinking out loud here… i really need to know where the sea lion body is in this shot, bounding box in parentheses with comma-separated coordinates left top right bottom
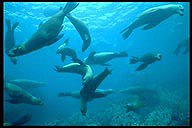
(66, 13, 91, 52)
(130, 53, 162, 71)
(8, 3, 79, 57)
(84, 51, 128, 66)
(4, 82, 43, 105)
(54, 62, 93, 84)
(121, 4, 184, 40)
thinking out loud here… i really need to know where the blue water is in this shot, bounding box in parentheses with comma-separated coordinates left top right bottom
(3, 2, 190, 126)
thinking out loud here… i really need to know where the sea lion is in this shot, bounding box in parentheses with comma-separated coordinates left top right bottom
(174, 36, 189, 55)
(8, 79, 46, 89)
(66, 13, 91, 52)
(80, 68, 111, 116)
(4, 82, 43, 105)
(4, 113, 32, 126)
(129, 53, 162, 71)
(124, 100, 146, 112)
(120, 4, 184, 40)
(54, 59, 93, 84)
(58, 89, 115, 100)
(84, 51, 128, 66)
(8, 2, 79, 57)
(5, 19, 19, 64)
(56, 38, 77, 62)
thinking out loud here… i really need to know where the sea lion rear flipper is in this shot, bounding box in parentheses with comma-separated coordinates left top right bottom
(63, 2, 79, 15)
(61, 54, 66, 62)
(142, 23, 158, 30)
(12, 22, 19, 31)
(12, 113, 32, 126)
(80, 97, 87, 116)
(120, 26, 133, 40)
(136, 63, 149, 71)
(6, 19, 11, 30)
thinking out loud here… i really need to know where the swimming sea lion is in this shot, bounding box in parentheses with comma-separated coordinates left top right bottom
(66, 13, 91, 52)
(4, 82, 43, 105)
(121, 4, 184, 40)
(129, 53, 162, 71)
(8, 79, 46, 89)
(56, 38, 77, 62)
(54, 59, 93, 84)
(84, 51, 128, 66)
(174, 36, 189, 55)
(4, 113, 32, 126)
(124, 100, 145, 112)
(8, 2, 79, 57)
(5, 19, 19, 64)
(80, 68, 112, 116)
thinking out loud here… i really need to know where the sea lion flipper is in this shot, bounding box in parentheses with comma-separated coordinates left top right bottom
(6, 19, 11, 30)
(72, 58, 85, 66)
(63, 2, 79, 15)
(88, 51, 96, 58)
(53, 65, 63, 72)
(12, 113, 32, 126)
(61, 54, 66, 62)
(12, 22, 19, 31)
(136, 63, 149, 71)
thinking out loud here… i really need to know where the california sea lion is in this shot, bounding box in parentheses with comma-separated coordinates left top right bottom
(8, 2, 79, 57)
(5, 19, 19, 64)
(54, 59, 93, 84)
(174, 36, 189, 55)
(80, 68, 111, 116)
(4, 82, 43, 105)
(124, 100, 145, 113)
(56, 38, 77, 62)
(4, 113, 32, 126)
(121, 4, 184, 40)
(8, 79, 46, 89)
(66, 13, 91, 52)
(84, 51, 128, 66)
(130, 53, 162, 71)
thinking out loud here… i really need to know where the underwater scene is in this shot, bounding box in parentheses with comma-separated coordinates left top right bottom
(3, 2, 190, 126)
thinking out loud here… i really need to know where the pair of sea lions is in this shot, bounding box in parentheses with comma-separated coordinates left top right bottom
(121, 4, 184, 40)
(5, 19, 19, 64)
(4, 82, 43, 105)
(8, 2, 79, 57)
(129, 53, 162, 71)
(84, 51, 128, 66)
(174, 36, 189, 55)
(54, 58, 93, 84)
(4, 113, 32, 126)
(56, 38, 77, 62)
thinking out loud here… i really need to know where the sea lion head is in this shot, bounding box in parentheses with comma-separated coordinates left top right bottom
(31, 97, 44, 106)
(8, 46, 24, 57)
(155, 53, 162, 61)
(176, 4, 184, 16)
(56, 44, 65, 54)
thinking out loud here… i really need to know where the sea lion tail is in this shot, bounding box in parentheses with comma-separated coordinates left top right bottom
(12, 22, 19, 31)
(5, 19, 11, 30)
(12, 113, 32, 126)
(120, 26, 133, 40)
(130, 56, 139, 64)
(116, 51, 128, 57)
(63, 2, 79, 15)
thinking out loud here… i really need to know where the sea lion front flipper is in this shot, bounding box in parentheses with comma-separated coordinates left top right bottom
(12, 22, 19, 31)
(142, 23, 159, 30)
(38, 21, 43, 29)
(136, 63, 149, 71)
(61, 54, 66, 62)
(12, 113, 32, 126)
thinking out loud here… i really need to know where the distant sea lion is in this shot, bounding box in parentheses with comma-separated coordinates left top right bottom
(4, 113, 32, 126)
(124, 100, 146, 113)
(56, 38, 77, 62)
(84, 51, 128, 66)
(66, 13, 91, 52)
(8, 2, 79, 57)
(54, 59, 93, 84)
(4, 82, 43, 105)
(8, 79, 46, 89)
(5, 19, 19, 64)
(121, 4, 184, 40)
(129, 53, 162, 71)
(174, 36, 189, 55)
(80, 68, 111, 116)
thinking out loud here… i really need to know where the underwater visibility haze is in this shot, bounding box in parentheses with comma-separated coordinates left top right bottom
(3, 2, 190, 126)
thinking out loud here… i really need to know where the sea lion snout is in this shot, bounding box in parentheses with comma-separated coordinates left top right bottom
(156, 54, 162, 60)
(177, 5, 184, 16)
